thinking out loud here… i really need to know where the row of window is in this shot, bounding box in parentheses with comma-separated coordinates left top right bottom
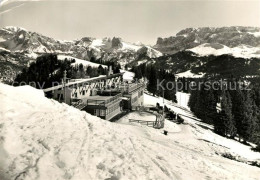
(107, 103, 120, 115)
(93, 103, 120, 117)
(94, 109, 106, 116)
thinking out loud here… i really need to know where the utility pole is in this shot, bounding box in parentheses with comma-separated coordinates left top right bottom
(162, 89, 165, 115)
(63, 70, 67, 104)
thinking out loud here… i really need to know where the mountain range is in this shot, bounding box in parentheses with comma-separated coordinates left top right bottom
(155, 26, 260, 55)
(0, 26, 163, 82)
(0, 26, 260, 82)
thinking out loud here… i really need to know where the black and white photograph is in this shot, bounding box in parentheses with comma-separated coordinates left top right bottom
(0, 0, 260, 179)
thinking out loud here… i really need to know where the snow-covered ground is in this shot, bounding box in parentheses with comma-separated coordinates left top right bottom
(1, 83, 260, 180)
(120, 69, 135, 81)
(176, 91, 190, 109)
(121, 42, 140, 51)
(58, 55, 107, 68)
(188, 43, 260, 59)
(175, 70, 205, 78)
(142, 93, 260, 161)
(87, 38, 162, 58)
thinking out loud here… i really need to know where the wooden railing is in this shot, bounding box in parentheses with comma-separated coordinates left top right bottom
(128, 83, 145, 93)
(129, 119, 155, 127)
(86, 93, 122, 106)
(118, 83, 145, 94)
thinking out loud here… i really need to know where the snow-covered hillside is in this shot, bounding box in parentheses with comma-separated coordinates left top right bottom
(1, 83, 260, 180)
(175, 70, 205, 78)
(155, 26, 260, 54)
(142, 93, 260, 161)
(58, 55, 107, 68)
(188, 43, 260, 59)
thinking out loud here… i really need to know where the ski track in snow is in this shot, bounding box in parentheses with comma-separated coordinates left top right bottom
(0, 84, 260, 180)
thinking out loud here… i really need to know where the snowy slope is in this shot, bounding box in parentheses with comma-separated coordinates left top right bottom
(120, 69, 135, 81)
(146, 46, 163, 58)
(155, 26, 260, 54)
(58, 55, 107, 68)
(175, 70, 205, 78)
(121, 42, 141, 51)
(142, 93, 260, 162)
(88, 38, 163, 58)
(1, 83, 260, 180)
(188, 43, 260, 59)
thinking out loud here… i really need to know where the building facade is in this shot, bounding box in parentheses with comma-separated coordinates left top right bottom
(44, 72, 145, 120)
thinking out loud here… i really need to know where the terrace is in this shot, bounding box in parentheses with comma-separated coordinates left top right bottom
(85, 93, 122, 107)
(118, 82, 145, 94)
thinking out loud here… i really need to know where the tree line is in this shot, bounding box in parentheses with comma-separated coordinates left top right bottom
(188, 79, 260, 151)
(132, 63, 177, 103)
(14, 54, 115, 89)
(89, 56, 121, 73)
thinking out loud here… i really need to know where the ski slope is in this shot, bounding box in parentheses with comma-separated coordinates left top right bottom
(0, 83, 260, 180)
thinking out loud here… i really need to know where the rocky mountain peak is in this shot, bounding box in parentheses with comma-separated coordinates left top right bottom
(111, 37, 123, 48)
(155, 26, 260, 54)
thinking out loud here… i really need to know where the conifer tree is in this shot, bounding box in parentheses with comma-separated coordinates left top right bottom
(204, 88, 218, 124)
(218, 90, 236, 137)
(240, 90, 254, 143)
(147, 65, 157, 96)
(134, 66, 142, 79)
(188, 82, 200, 113)
(230, 86, 245, 141)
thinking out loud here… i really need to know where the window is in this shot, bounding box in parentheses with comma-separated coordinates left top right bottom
(100, 109, 106, 116)
(82, 90, 85, 95)
(94, 109, 100, 116)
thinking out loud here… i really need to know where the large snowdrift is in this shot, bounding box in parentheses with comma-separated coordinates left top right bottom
(1, 83, 260, 180)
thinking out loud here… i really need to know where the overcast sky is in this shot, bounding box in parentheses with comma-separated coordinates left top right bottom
(0, 0, 260, 44)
